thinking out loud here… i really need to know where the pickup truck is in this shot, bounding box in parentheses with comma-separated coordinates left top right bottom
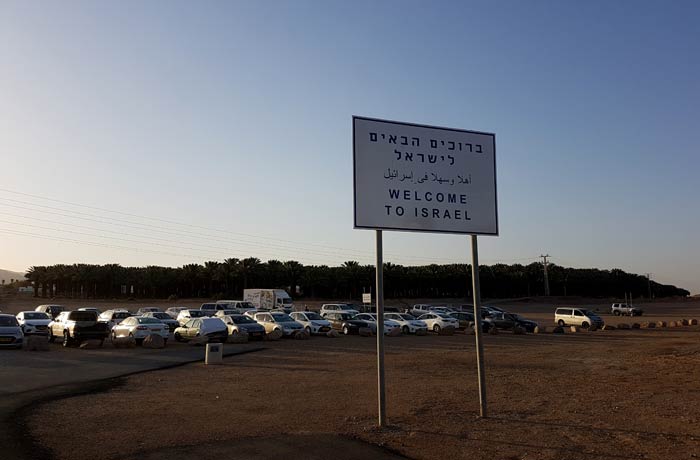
(48, 310, 110, 347)
(610, 303, 643, 316)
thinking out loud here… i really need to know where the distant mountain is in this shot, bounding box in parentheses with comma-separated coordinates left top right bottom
(0, 269, 25, 284)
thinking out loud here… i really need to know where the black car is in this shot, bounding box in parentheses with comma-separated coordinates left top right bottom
(486, 312, 538, 332)
(324, 312, 372, 335)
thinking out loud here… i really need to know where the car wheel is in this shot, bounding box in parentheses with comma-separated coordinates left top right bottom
(433, 324, 441, 333)
(48, 330, 55, 343)
(111, 332, 117, 341)
(557, 320, 565, 327)
(581, 321, 590, 329)
(614, 311, 620, 316)
(305, 326, 311, 335)
(402, 326, 409, 334)
(62, 331, 71, 347)
(174, 332, 182, 342)
(342, 326, 349, 335)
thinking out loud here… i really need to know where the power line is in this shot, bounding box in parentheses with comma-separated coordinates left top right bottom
(0, 197, 463, 264)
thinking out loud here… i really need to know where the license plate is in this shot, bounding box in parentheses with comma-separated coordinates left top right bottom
(0, 337, 12, 343)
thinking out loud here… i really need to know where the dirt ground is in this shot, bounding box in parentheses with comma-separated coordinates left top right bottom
(23, 299, 700, 460)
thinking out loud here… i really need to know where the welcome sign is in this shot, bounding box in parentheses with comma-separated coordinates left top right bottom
(353, 116, 498, 235)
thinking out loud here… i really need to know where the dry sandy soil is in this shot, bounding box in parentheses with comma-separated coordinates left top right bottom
(21, 298, 700, 460)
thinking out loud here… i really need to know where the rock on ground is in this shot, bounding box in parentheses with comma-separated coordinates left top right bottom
(142, 334, 165, 349)
(79, 339, 103, 349)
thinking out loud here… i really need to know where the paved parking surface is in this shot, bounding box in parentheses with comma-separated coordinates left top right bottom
(0, 341, 262, 395)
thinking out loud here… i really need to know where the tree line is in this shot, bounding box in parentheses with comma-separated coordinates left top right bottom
(23, 259, 689, 301)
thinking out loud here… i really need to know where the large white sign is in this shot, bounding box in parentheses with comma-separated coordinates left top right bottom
(353, 116, 498, 235)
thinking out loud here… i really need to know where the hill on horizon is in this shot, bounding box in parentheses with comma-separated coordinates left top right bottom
(0, 268, 25, 284)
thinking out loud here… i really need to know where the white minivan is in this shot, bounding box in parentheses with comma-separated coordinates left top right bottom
(554, 307, 604, 329)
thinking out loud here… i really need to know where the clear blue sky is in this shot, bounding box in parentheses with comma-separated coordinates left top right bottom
(0, 0, 698, 293)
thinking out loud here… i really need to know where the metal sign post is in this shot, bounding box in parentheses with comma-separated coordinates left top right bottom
(470, 235, 487, 417)
(375, 230, 386, 427)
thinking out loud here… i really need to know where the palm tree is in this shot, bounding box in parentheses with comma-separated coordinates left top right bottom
(282, 260, 303, 295)
(240, 257, 261, 290)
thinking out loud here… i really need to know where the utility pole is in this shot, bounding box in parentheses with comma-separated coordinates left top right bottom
(645, 273, 652, 300)
(540, 254, 551, 296)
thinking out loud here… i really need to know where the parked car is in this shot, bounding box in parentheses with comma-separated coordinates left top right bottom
(219, 314, 266, 340)
(136, 307, 161, 315)
(410, 304, 434, 317)
(142, 312, 179, 332)
(384, 313, 428, 334)
(0, 314, 23, 349)
(355, 313, 401, 335)
(49, 310, 110, 347)
(176, 309, 208, 326)
(418, 312, 460, 332)
(200, 303, 228, 315)
(15, 311, 51, 336)
(448, 312, 474, 330)
(98, 309, 133, 329)
(35, 304, 65, 319)
(165, 306, 190, 319)
(320, 303, 360, 317)
(252, 312, 303, 336)
(215, 300, 257, 313)
(324, 312, 373, 335)
(174, 317, 228, 343)
(214, 309, 240, 318)
(290, 311, 332, 335)
(611, 303, 643, 316)
(554, 307, 604, 329)
(111, 316, 169, 345)
(485, 312, 538, 332)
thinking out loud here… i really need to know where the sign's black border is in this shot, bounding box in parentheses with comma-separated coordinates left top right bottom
(352, 115, 499, 236)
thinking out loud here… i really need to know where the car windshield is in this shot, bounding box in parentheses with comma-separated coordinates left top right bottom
(0, 316, 19, 327)
(24, 312, 49, 320)
(437, 313, 453, 319)
(339, 313, 354, 320)
(271, 313, 293, 322)
(305, 312, 323, 320)
(138, 317, 161, 324)
(113, 312, 131, 319)
(240, 302, 254, 309)
(583, 310, 597, 317)
(189, 310, 206, 317)
(232, 315, 255, 324)
(153, 313, 170, 319)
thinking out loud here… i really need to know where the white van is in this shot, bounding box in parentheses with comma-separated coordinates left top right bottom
(554, 307, 604, 329)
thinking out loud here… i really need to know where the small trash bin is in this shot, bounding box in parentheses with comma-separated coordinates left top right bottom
(205, 343, 223, 365)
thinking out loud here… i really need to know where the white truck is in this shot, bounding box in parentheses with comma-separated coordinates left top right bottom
(243, 289, 294, 313)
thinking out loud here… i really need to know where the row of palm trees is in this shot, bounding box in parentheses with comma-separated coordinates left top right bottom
(24, 259, 688, 300)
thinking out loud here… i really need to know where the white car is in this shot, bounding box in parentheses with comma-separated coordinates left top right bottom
(290, 311, 332, 335)
(111, 316, 169, 345)
(176, 309, 208, 326)
(418, 312, 460, 332)
(430, 306, 455, 314)
(354, 313, 401, 334)
(174, 317, 229, 343)
(136, 307, 161, 315)
(142, 312, 180, 332)
(16, 311, 52, 336)
(320, 303, 360, 317)
(252, 311, 304, 336)
(98, 309, 133, 329)
(165, 306, 190, 319)
(384, 313, 428, 334)
(214, 309, 240, 318)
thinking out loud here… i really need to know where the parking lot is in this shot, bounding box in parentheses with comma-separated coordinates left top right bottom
(2, 297, 700, 460)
